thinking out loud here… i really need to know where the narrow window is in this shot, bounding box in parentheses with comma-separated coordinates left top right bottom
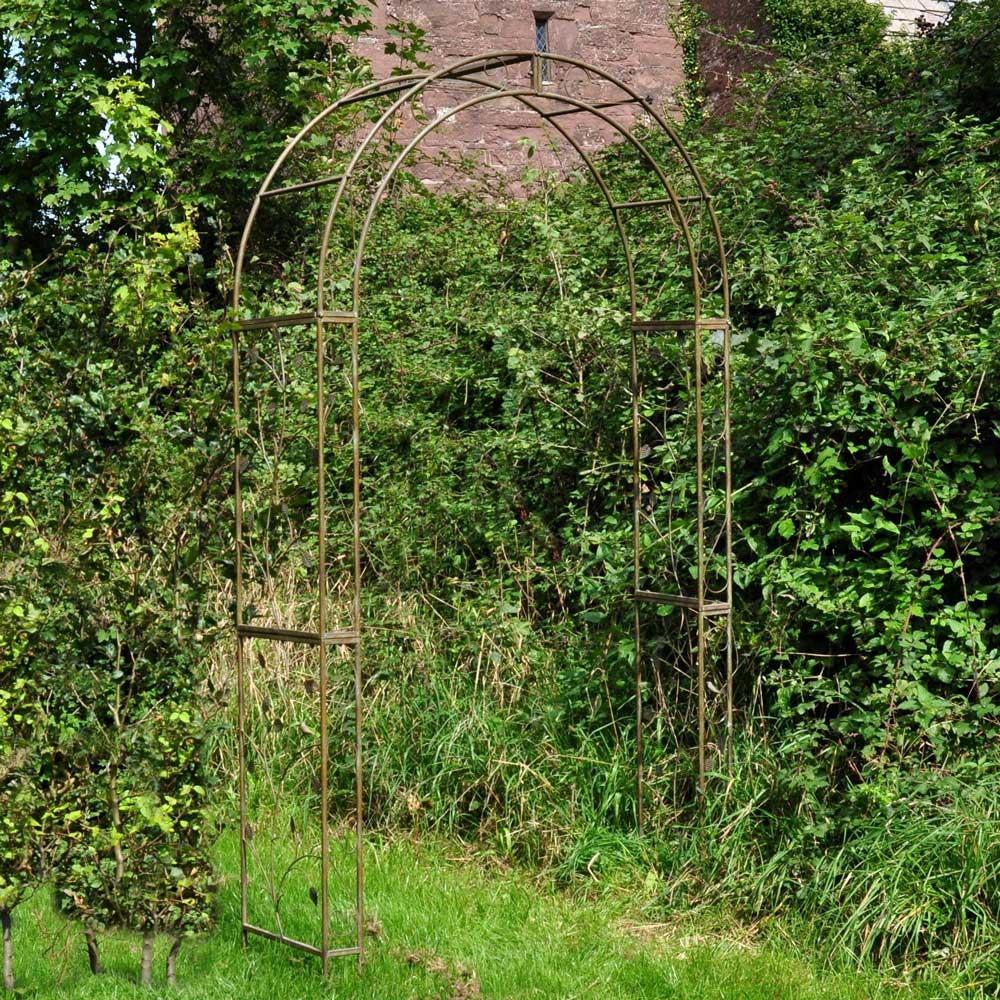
(534, 12, 551, 82)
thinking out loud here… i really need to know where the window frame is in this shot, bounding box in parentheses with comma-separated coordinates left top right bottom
(533, 11, 553, 82)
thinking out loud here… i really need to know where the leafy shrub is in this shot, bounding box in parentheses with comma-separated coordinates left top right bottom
(1, 221, 225, 986)
(0, 390, 52, 991)
(762, 0, 888, 54)
(55, 689, 217, 985)
(683, 60, 1000, 761)
(0, 679, 49, 991)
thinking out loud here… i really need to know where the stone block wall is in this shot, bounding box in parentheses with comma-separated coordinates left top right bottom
(355, 1, 684, 187)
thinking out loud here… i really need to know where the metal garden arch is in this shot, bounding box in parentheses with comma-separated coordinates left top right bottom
(231, 51, 734, 973)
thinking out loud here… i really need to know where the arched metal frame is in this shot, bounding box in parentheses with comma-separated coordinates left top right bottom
(231, 51, 733, 973)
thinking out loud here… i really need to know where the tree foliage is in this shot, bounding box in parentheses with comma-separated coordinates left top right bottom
(0, 0, 373, 260)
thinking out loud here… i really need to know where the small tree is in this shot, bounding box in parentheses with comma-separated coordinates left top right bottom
(53, 599, 217, 987)
(0, 678, 52, 992)
(119, 703, 217, 987)
(55, 716, 217, 985)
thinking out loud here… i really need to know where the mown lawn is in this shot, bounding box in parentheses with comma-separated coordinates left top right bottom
(17, 832, 942, 999)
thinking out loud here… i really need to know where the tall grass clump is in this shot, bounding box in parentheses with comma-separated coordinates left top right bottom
(650, 738, 1000, 992)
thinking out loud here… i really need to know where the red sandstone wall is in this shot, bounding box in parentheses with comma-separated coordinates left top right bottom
(697, 0, 771, 113)
(356, 1, 685, 186)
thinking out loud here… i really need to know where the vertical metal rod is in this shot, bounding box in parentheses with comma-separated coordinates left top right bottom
(724, 321, 735, 776)
(705, 199, 734, 779)
(351, 315, 365, 967)
(316, 317, 331, 977)
(237, 639, 249, 945)
(232, 324, 249, 945)
(694, 325, 707, 796)
(629, 310, 644, 833)
(315, 144, 361, 978)
(633, 601, 644, 831)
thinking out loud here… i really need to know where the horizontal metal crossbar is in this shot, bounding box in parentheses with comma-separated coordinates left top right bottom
(237, 311, 357, 330)
(243, 923, 361, 959)
(237, 624, 359, 646)
(260, 174, 345, 199)
(540, 97, 639, 119)
(634, 591, 730, 616)
(612, 195, 704, 210)
(631, 318, 729, 332)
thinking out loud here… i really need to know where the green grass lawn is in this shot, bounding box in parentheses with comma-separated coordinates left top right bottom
(16, 832, 944, 999)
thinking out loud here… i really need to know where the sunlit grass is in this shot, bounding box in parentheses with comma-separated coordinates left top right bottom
(14, 829, 949, 999)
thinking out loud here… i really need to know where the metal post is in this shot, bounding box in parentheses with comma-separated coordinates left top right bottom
(316, 315, 331, 976)
(630, 312, 644, 832)
(696, 325, 708, 796)
(350, 311, 365, 967)
(232, 319, 249, 946)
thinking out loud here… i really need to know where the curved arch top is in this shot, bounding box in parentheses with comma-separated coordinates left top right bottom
(234, 51, 729, 316)
(230, 51, 734, 974)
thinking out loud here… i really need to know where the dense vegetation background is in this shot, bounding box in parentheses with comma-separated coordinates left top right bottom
(2, 0, 999, 993)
